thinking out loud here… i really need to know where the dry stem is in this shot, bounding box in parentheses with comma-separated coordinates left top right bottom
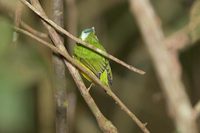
(129, 0, 198, 133)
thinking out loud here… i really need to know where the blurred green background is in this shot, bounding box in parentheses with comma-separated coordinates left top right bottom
(0, 0, 200, 133)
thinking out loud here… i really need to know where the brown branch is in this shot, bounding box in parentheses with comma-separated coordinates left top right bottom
(165, 26, 200, 52)
(30, 0, 68, 133)
(19, 0, 145, 75)
(20, 21, 48, 39)
(194, 100, 200, 119)
(129, 0, 198, 133)
(52, 0, 68, 132)
(15, 26, 149, 133)
(165, 27, 192, 51)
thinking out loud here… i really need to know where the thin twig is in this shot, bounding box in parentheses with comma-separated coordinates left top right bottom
(194, 101, 200, 119)
(15, 27, 149, 133)
(165, 27, 191, 51)
(20, 21, 48, 39)
(19, 0, 145, 75)
(129, 0, 198, 133)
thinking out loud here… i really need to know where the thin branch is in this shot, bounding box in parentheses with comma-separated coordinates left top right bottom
(129, 0, 198, 133)
(194, 100, 200, 119)
(15, 27, 149, 133)
(20, 21, 48, 39)
(19, 0, 145, 75)
(165, 26, 200, 52)
(165, 27, 191, 51)
(48, 0, 68, 132)
(30, 0, 68, 133)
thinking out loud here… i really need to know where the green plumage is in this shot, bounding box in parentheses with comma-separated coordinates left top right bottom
(73, 27, 112, 87)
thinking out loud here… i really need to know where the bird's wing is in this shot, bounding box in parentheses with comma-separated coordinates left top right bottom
(73, 35, 113, 85)
(82, 56, 112, 84)
(79, 55, 107, 77)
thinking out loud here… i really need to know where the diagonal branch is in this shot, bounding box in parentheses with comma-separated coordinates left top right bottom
(21, 21, 48, 39)
(129, 0, 198, 133)
(194, 100, 200, 119)
(19, 0, 145, 75)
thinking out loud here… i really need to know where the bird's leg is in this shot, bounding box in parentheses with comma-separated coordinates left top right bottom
(87, 83, 94, 92)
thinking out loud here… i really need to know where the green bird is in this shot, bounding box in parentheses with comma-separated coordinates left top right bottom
(73, 27, 112, 87)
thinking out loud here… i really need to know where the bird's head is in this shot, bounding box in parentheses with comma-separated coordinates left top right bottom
(80, 27, 95, 40)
